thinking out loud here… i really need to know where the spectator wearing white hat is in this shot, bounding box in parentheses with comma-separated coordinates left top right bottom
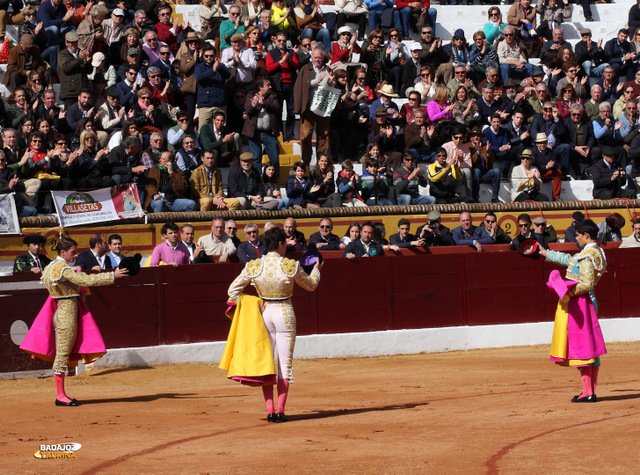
(510, 149, 550, 202)
(88, 52, 117, 88)
(330, 26, 364, 72)
(103, 8, 127, 47)
(400, 42, 423, 97)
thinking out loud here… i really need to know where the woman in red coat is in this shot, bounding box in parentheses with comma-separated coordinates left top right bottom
(330, 26, 363, 72)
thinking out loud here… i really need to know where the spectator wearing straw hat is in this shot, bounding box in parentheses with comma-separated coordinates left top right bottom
(510, 148, 550, 202)
(531, 132, 563, 201)
(176, 31, 202, 124)
(368, 83, 402, 124)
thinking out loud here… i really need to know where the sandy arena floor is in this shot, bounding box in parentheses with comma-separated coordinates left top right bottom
(2, 342, 640, 474)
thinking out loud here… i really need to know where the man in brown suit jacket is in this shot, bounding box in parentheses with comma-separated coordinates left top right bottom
(190, 149, 239, 211)
(293, 47, 334, 165)
(3, 34, 48, 90)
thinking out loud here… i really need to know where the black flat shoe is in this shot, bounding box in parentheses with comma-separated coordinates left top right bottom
(55, 398, 81, 407)
(267, 413, 276, 423)
(571, 394, 597, 403)
(275, 412, 288, 423)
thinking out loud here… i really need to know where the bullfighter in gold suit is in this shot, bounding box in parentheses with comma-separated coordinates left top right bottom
(227, 227, 321, 423)
(21, 237, 128, 407)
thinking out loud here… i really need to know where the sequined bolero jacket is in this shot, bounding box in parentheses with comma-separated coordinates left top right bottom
(42, 257, 115, 299)
(546, 243, 606, 297)
(228, 252, 320, 302)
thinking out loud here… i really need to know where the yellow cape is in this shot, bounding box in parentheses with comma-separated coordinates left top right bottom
(219, 294, 276, 384)
(550, 298, 597, 367)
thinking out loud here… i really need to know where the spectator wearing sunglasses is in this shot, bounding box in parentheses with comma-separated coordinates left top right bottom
(530, 101, 571, 175)
(220, 4, 249, 51)
(309, 218, 346, 250)
(3, 34, 49, 91)
(154, 4, 186, 53)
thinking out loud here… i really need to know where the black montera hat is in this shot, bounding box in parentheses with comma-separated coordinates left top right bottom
(518, 238, 540, 259)
(118, 253, 142, 276)
(300, 243, 323, 274)
(23, 234, 46, 245)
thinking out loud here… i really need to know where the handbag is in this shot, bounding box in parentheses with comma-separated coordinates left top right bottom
(310, 84, 341, 117)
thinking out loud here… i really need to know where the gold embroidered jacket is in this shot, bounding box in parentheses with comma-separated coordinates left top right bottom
(228, 252, 320, 302)
(42, 257, 115, 299)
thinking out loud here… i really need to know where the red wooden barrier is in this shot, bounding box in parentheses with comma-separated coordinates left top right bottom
(2, 246, 638, 373)
(0, 275, 51, 373)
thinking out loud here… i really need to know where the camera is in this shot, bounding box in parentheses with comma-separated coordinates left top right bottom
(428, 222, 438, 230)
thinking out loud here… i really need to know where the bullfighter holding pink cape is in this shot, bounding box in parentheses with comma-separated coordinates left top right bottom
(539, 219, 607, 403)
(20, 237, 129, 407)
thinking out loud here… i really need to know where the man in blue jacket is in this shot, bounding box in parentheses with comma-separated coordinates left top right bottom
(194, 43, 230, 133)
(452, 211, 493, 252)
(37, 0, 75, 46)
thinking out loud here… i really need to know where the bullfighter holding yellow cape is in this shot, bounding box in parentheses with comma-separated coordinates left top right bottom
(221, 227, 321, 423)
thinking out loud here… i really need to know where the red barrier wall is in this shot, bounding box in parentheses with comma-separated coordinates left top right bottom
(2, 246, 638, 373)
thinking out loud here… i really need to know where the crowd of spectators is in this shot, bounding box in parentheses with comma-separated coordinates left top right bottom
(139, 210, 637, 266)
(15, 210, 639, 271)
(2, 0, 640, 218)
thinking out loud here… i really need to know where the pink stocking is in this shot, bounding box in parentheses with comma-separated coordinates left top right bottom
(277, 379, 290, 413)
(591, 365, 600, 395)
(55, 374, 71, 403)
(262, 385, 275, 414)
(579, 366, 593, 397)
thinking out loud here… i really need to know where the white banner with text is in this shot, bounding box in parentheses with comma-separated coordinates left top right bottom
(52, 184, 143, 227)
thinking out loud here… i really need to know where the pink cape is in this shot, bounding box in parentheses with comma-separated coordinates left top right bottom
(19, 296, 107, 366)
(546, 269, 607, 363)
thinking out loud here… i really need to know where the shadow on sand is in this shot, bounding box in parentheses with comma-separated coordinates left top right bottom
(81, 392, 199, 404)
(291, 401, 429, 421)
(88, 366, 154, 377)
